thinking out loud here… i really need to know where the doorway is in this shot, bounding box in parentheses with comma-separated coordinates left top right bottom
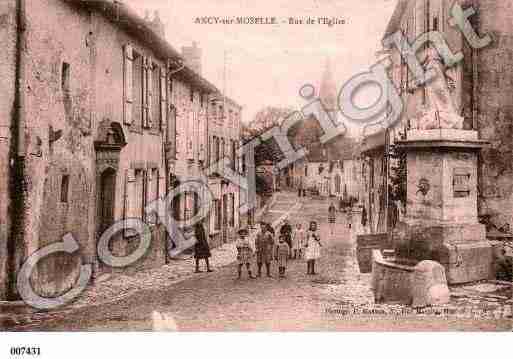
(99, 168, 116, 234)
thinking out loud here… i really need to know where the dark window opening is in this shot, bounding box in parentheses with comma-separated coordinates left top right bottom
(433, 16, 439, 31)
(190, 87, 194, 102)
(61, 62, 70, 93)
(61, 175, 70, 203)
(242, 154, 246, 174)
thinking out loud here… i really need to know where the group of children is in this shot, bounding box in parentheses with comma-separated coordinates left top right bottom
(235, 220, 322, 279)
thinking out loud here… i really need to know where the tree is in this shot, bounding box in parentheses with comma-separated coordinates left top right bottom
(244, 106, 296, 166)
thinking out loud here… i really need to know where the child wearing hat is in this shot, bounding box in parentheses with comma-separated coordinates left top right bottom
(235, 228, 256, 279)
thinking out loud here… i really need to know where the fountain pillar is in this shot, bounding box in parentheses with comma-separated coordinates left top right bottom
(395, 129, 493, 284)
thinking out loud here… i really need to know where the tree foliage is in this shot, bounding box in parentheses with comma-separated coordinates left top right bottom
(243, 106, 296, 166)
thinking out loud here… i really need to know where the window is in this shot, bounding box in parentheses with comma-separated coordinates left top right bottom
(230, 193, 235, 227)
(190, 87, 194, 102)
(200, 93, 204, 108)
(231, 140, 236, 170)
(60, 175, 70, 203)
(61, 62, 70, 94)
(218, 105, 224, 121)
(213, 199, 221, 231)
(215, 137, 220, 162)
(433, 16, 439, 31)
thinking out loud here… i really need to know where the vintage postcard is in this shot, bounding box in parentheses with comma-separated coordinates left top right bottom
(0, 0, 511, 348)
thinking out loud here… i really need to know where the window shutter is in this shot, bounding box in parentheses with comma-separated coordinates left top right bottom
(124, 169, 137, 236)
(187, 111, 194, 160)
(146, 169, 156, 224)
(123, 44, 134, 125)
(142, 56, 148, 128)
(160, 68, 167, 132)
(198, 111, 206, 162)
(146, 60, 153, 128)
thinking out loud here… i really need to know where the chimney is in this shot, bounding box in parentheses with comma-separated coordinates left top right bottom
(181, 41, 202, 75)
(144, 9, 165, 39)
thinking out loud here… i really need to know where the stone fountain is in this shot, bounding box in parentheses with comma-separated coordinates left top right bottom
(366, 53, 492, 306)
(393, 54, 492, 285)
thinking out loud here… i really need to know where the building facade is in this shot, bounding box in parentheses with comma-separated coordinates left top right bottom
(206, 95, 243, 246)
(0, 0, 245, 301)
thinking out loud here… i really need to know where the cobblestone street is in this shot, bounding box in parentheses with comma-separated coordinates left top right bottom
(3, 192, 511, 331)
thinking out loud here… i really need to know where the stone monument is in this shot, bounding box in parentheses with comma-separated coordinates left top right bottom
(395, 51, 493, 284)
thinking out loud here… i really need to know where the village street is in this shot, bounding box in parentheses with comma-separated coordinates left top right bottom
(2, 192, 511, 331)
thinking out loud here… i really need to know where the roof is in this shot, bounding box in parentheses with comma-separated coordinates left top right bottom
(382, 0, 409, 41)
(64, 0, 234, 98)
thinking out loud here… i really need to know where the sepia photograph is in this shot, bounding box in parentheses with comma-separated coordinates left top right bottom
(0, 0, 511, 356)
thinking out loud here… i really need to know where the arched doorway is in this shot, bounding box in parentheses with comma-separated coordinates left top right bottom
(94, 119, 127, 274)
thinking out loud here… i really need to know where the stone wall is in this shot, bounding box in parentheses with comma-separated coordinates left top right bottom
(0, 0, 17, 300)
(474, 0, 513, 232)
(6, 0, 172, 296)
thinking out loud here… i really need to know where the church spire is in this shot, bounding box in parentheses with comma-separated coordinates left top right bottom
(319, 58, 337, 111)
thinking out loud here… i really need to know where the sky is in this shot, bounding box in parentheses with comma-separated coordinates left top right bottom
(125, 0, 397, 128)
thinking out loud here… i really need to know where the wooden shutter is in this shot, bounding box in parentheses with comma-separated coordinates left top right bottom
(146, 168, 157, 224)
(158, 169, 165, 200)
(123, 44, 134, 125)
(160, 67, 167, 132)
(142, 56, 148, 128)
(124, 169, 136, 236)
(146, 60, 153, 128)
(198, 111, 206, 162)
(187, 111, 194, 160)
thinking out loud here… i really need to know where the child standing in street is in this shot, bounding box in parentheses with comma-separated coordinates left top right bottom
(235, 228, 256, 279)
(292, 223, 305, 259)
(305, 221, 322, 275)
(277, 235, 290, 278)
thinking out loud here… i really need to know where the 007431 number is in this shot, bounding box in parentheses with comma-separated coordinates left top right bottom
(10, 347, 41, 357)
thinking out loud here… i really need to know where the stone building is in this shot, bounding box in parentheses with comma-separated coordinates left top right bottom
(287, 58, 361, 199)
(206, 95, 243, 246)
(361, 0, 513, 237)
(0, 0, 244, 301)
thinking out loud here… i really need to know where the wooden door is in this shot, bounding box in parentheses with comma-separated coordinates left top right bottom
(99, 168, 116, 234)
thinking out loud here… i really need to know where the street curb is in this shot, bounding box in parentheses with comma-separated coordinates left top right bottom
(2, 195, 301, 330)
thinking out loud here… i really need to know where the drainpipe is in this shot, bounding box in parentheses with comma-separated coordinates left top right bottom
(7, 0, 27, 300)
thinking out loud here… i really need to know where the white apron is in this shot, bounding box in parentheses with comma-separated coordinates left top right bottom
(305, 231, 321, 260)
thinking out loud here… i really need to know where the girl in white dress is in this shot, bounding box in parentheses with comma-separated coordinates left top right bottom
(305, 221, 322, 275)
(292, 223, 305, 259)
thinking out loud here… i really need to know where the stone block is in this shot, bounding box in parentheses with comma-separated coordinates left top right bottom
(412, 260, 450, 308)
(395, 223, 493, 284)
(356, 233, 390, 273)
(439, 242, 494, 284)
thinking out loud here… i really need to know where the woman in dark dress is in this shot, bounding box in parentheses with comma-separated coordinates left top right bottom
(194, 222, 213, 273)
